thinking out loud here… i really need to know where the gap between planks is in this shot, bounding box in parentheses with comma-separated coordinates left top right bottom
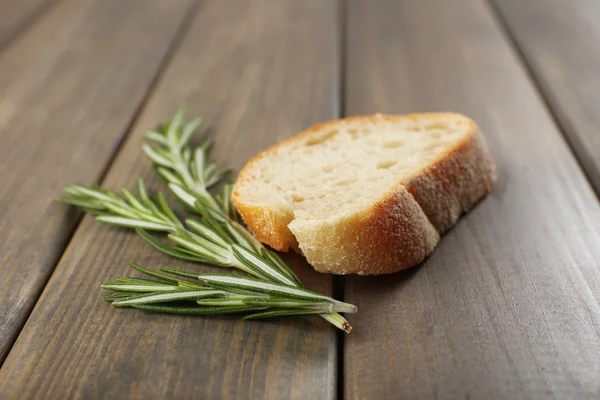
(484, 0, 599, 199)
(336, 0, 348, 399)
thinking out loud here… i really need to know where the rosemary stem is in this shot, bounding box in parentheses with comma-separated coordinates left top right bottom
(321, 313, 352, 334)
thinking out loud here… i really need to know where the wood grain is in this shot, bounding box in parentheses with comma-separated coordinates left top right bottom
(344, 0, 600, 398)
(0, 1, 341, 399)
(0, 0, 195, 362)
(491, 0, 600, 194)
(0, 0, 57, 51)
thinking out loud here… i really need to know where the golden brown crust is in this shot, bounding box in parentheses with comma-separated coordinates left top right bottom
(402, 119, 496, 233)
(230, 201, 297, 251)
(288, 185, 440, 275)
(231, 113, 495, 275)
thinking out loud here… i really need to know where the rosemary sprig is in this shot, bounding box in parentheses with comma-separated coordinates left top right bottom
(141, 109, 350, 329)
(101, 263, 352, 315)
(60, 110, 356, 333)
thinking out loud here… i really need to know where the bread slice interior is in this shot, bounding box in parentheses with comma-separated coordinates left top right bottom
(238, 115, 467, 222)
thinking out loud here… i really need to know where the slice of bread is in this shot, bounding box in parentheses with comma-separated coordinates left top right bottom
(231, 113, 496, 275)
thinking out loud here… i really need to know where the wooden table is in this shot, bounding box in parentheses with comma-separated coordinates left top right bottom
(1, 0, 599, 398)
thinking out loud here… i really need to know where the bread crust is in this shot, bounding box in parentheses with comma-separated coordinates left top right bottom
(231, 201, 298, 251)
(288, 185, 440, 274)
(231, 113, 495, 274)
(402, 117, 496, 233)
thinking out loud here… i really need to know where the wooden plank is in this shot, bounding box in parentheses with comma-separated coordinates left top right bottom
(0, 0, 195, 362)
(0, 1, 340, 398)
(343, 0, 600, 398)
(0, 0, 56, 51)
(491, 0, 600, 194)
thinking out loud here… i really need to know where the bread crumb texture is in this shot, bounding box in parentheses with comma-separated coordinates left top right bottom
(232, 113, 496, 275)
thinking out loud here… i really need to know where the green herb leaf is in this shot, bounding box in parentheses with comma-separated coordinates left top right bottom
(132, 304, 267, 315)
(243, 309, 326, 320)
(113, 290, 225, 307)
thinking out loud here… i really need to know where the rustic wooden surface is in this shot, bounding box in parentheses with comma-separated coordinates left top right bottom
(0, 0, 194, 362)
(1, 0, 600, 398)
(0, 1, 340, 399)
(343, 0, 600, 398)
(0, 0, 57, 51)
(492, 0, 600, 194)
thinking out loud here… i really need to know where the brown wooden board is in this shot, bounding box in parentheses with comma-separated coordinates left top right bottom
(0, 0, 56, 51)
(343, 0, 600, 398)
(491, 0, 600, 195)
(0, 0, 194, 362)
(0, 0, 341, 398)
